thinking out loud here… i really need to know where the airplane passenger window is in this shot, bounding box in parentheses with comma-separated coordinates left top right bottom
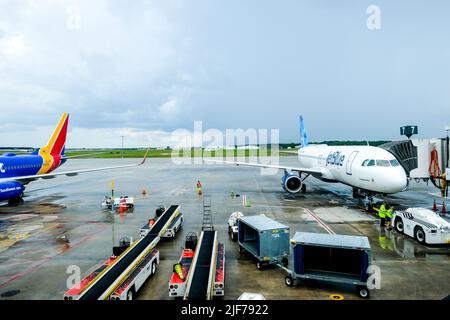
(376, 160, 390, 167)
(362, 160, 369, 166)
(390, 159, 400, 166)
(367, 160, 375, 166)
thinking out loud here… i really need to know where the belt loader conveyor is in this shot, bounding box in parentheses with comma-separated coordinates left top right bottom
(77, 205, 181, 300)
(184, 230, 218, 300)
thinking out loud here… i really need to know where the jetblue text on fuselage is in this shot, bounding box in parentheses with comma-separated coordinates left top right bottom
(326, 151, 345, 166)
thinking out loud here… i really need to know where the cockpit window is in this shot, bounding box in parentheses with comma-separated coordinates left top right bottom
(367, 160, 375, 167)
(376, 160, 391, 167)
(389, 159, 400, 167)
(362, 159, 369, 166)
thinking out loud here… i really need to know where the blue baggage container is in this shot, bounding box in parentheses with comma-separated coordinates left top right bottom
(286, 232, 372, 298)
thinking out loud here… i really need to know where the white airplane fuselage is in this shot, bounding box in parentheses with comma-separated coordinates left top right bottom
(297, 145, 408, 194)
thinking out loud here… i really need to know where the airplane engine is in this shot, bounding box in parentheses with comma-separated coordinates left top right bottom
(281, 173, 302, 193)
(0, 181, 25, 201)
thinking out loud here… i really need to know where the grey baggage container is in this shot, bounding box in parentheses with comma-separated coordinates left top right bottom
(238, 216, 290, 269)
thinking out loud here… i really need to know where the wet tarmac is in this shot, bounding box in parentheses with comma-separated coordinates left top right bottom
(0, 157, 449, 300)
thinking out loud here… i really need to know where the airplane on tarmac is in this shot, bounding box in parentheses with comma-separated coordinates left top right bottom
(0, 113, 147, 204)
(204, 116, 408, 210)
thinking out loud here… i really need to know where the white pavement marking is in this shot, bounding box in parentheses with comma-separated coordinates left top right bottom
(303, 207, 336, 235)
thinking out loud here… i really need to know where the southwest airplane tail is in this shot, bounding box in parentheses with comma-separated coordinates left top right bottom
(38, 113, 69, 174)
(43, 112, 69, 157)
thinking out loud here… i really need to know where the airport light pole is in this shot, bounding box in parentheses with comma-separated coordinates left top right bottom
(121, 135, 124, 159)
(446, 127, 449, 171)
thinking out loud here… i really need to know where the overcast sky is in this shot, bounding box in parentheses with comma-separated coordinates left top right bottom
(1, 0, 450, 148)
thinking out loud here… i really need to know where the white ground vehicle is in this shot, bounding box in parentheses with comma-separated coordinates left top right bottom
(109, 248, 160, 300)
(101, 196, 135, 210)
(227, 211, 244, 241)
(393, 208, 450, 245)
(140, 213, 183, 239)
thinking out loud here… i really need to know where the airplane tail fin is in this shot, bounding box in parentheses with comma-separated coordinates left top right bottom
(41, 113, 69, 156)
(299, 115, 309, 148)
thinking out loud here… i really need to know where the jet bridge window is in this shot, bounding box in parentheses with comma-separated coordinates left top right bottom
(376, 160, 390, 167)
(389, 159, 400, 167)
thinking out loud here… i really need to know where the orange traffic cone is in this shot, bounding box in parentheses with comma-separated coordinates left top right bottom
(442, 202, 446, 216)
(120, 199, 127, 213)
(433, 200, 438, 212)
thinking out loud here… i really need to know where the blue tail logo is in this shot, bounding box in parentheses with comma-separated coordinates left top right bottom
(299, 115, 309, 148)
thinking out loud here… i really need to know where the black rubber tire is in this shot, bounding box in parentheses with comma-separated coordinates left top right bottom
(285, 276, 294, 287)
(414, 227, 426, 244)
(301, 184, 306, 193)
(127, 289, 134, 300)
(151, 261, 157, 276)
(8, 197, 23, 206)
(238, 245, 244, 253)
(356, 286, 370, 299)
(282, 257, 289, 267)
(256, 261, 263, 270)
(394, 217, 404, 234)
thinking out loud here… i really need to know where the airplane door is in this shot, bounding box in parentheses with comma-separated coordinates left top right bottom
(346, 151, 359, 175)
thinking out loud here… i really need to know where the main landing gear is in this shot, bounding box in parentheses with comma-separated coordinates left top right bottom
(300, 173, 310, 194)
(8, 195, 24, 206)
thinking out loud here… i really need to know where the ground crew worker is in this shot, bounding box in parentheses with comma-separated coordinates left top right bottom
(197, 180, 202, 195)
(441, 173, 447, 198)
(386, 206, 394, 229)
(378, 201, 387, 228)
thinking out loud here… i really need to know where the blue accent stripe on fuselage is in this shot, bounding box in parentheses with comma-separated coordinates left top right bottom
(0, 155, 43, 178)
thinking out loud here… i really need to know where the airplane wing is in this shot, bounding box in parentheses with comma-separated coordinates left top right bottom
(0, 151, 149, 185)
(203, 158, 323, 175)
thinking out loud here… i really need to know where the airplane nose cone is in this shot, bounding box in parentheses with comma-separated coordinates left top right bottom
(387, 168, 408, 193)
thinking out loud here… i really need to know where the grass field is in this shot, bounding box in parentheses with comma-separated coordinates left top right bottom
(65, 149, 296, 158)
(64, 140, 390, 158)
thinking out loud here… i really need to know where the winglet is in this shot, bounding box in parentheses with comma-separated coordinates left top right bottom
(139, 150, 149, 165)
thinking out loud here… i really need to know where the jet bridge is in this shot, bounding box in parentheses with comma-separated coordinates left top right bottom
(184, 230, 218, 300)
(381, 138, 449, 188)
(380, 140, 418, 176)
(78, 205, 180, 300)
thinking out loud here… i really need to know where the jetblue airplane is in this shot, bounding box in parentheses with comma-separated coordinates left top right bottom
(0, 113, 147, 204)
(205, 116, 408, 210)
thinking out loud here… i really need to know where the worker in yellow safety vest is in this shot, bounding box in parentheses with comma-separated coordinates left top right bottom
(386, 206, 394, 229)
(197, 180, 202, 195)
(378, 202, 387, 228)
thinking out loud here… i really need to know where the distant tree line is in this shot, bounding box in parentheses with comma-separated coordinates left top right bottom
(279, 141, 391, 149)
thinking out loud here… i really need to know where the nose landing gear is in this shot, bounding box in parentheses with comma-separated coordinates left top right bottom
(365, 194, 374, 212)
(352, 188, 375, 212)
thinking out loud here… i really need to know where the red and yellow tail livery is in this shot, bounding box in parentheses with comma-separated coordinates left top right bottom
(38, 113, 69, 174)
